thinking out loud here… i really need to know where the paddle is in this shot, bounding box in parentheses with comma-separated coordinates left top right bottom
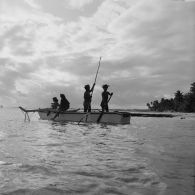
(97, 93, 113, 123)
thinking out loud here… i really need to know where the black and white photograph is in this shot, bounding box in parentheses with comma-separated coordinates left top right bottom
(0, 0, 195, 194)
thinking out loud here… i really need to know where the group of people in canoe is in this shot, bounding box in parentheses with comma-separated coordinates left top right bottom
(51, 84, 113, 113)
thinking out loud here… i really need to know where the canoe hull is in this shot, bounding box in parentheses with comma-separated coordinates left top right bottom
(38, 111, 130, 124)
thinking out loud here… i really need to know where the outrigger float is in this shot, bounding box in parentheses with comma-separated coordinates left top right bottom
(19, 107, 131, 124)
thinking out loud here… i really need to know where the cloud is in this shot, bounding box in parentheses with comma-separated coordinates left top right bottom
(24, 0, 41, 9)
(0, 1, 61, 23)
(0, 0, 194, 108)
(67, 0, 95, 10)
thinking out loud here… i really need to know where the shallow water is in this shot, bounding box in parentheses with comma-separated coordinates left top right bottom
(0, 108, 194, 195)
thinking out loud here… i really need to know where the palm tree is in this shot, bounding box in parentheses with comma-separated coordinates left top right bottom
(174, 90, 184, 111)
(184, 82, 195, 112)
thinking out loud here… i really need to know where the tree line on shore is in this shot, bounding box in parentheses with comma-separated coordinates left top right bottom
(146, 82, 195, 112)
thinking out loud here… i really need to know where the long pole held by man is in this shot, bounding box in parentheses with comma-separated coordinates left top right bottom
(91, 56, 102, 98)
(79, 57, 102, 123)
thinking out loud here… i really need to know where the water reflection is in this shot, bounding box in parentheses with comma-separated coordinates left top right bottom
(0, 109, 195, 195)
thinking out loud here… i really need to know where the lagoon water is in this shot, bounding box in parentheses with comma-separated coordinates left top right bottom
(0, 108, 194, 195)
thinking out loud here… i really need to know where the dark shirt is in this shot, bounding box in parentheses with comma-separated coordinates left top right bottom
(59, 98, 70, 110)
(102, 91, 110, 103)
(51, 102, 59, 109)
(84, 91, 92, 103)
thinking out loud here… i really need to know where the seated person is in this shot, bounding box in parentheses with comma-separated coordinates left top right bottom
(59, 94, 70, 111)
(51, 97, 59, 109)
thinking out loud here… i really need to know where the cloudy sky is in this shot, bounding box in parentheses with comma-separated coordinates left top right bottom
(0, 0, 194, 109)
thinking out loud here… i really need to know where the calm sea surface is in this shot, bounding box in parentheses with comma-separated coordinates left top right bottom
(0, 108, 194, 195)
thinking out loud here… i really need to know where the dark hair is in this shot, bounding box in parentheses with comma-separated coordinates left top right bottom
(53, 97, 58, 102)
(84, 84, 90, 90)
(102, 84, 109, 89)
(60, 94, 66, 99)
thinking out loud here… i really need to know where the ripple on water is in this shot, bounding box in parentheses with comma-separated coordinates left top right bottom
(71, 170, 113, 179)
(1, 187, 66, 195)
(0, 109, 194, 195)
(16, 164, 58, 176)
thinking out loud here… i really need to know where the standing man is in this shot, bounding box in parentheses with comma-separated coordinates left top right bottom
(83, 83, 95, 112)
(100, 84, 113, 112)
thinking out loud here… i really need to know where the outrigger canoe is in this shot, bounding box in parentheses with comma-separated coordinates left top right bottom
(19, 107, 131, 124)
